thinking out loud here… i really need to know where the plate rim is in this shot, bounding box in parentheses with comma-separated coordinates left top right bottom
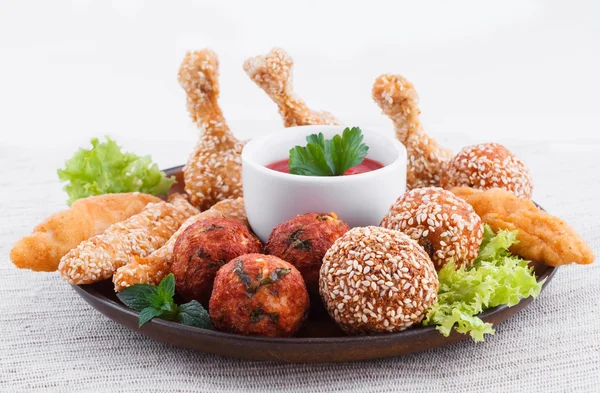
(73, 264, 556, 345)
(72, 164, 558, 348)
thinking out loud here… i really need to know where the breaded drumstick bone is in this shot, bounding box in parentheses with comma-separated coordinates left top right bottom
(372, 74, 454, 189)
(113, 197, 248, 292)
(244, 48, 340, 127)
(58, 195, 198, 285)
(179, 49, 245, 210)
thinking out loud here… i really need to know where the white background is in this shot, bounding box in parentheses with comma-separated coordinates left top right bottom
(1, 1, 599, 162)
(1, 2, 599, 392)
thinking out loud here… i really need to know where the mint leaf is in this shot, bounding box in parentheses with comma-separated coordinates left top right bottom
(157, 273, 175, 301)
(288, 127, 369, 176)
(158, 299, 179, 321)
(138, 307, 164, 328)
(177, 300, 213, 329)
(117, 284, 160, 311)
(118, 274, 211, 329)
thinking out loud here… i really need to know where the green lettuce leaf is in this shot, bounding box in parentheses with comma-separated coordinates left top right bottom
(57, 137, 175, 205)
(423, 225, 544, 342)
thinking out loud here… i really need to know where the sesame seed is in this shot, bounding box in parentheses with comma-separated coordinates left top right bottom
(319, 226, 439, 334)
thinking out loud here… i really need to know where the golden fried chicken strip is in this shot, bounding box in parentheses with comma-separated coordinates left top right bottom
(58, 196, 198, 285)
(244, 48, 340, 127)
(179, 49, 245, 210)
(10, 193, 161, 272)
(113, 197, 248, 291)
(451, 187, 595, 266)
(372, 74, 453, 189)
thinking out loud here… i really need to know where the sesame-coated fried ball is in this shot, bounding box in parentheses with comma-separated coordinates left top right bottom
(209, 254, 309, 337)
(265, 212, 350, 293)
(440, 143, 533, 199)
(319, 227, 438, 334)
(171, 217, 262, 304)
(380, 187, 483, 270)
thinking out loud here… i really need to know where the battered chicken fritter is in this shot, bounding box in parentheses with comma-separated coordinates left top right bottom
(10, 193, 161, 272)
(451, 187, 594, 266)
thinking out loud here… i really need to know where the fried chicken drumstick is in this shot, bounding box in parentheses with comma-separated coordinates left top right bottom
(179, 49, 245, 210)
(372, 74, 454, 189)
(58, 194, 198, 285)
(244, 48, 340, 127)
(112, 197, 248, 292)
(452, 187, 594, 266)
(372, 74, 533, 198)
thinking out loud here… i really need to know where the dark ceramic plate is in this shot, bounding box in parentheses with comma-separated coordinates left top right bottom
(72, 166, 557, 363)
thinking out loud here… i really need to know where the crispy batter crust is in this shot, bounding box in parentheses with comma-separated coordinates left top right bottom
(209, 254, 309, 337)
(113, 197, 248, 291)
(451, 187, 595, 266)
(265, 213, 349, 293)
(58, 196, 198, 285)
(244, 48, 340, 127)
(178, 49, 245, 210)
(372, 74, 453, 189)
(10, 193, 161, 272)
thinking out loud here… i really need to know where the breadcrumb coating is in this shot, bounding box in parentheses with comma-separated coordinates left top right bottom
(372, 74, 453, 189)
(179, 49, 245, 210)
(58, 196, 198, 285)
(113, 197, 248, 292)
(244, 48, 340, 127)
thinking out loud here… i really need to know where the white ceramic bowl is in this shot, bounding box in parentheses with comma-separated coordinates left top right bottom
(241, 125, 407, 241)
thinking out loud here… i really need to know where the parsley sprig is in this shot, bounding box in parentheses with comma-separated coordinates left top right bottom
(288, 127, 369, 176)
(116, 274, 212, 329)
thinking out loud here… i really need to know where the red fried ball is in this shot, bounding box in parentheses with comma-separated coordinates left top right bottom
(209, 254, 310, 337)
(265, 212, 350, 293)
(440, 143, 533, 199)
(171, 217, 262, 304)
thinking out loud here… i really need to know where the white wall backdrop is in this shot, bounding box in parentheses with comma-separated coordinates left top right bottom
(1, 1, 598, 154)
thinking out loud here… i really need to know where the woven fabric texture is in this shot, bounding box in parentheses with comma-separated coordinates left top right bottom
(1, 137, 598, 393)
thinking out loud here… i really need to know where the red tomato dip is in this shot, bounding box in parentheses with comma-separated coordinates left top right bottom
(266, 158, 384, 175)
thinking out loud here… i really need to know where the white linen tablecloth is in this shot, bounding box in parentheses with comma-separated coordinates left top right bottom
(1, 135, 598, 393)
